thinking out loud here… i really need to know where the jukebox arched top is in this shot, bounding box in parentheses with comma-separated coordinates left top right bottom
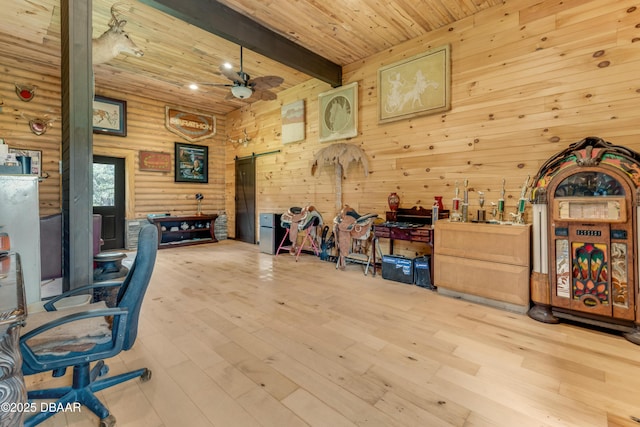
(531, 136, 640, 203)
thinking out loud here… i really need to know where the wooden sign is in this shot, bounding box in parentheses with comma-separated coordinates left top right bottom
(165, 106, 216, 142)
(139, 151, 171, 172)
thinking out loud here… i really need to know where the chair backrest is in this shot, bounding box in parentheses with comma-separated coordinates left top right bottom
(114, 223, 158, 350)
(40, 213, 63, 280)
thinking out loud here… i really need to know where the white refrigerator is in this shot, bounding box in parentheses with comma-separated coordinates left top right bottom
(0, 175, 41, 305)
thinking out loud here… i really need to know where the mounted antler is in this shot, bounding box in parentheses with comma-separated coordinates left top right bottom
(92, 3, 144, 65)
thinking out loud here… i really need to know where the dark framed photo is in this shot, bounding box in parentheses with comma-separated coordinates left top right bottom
(175, 142, 208, 183)
(93, 95, 127, 137)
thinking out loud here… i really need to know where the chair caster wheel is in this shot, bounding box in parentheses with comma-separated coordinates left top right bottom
(99, 364, 109, 377)
(100, 414, 116, 427)
(141, 368, 152, 382)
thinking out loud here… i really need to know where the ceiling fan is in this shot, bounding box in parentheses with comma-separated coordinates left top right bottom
(202, 46, 284, 101)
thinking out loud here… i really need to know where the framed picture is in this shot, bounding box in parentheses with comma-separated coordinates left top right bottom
(8, 148, 42, 176)
(378, 44, 451, 124)
(175, 142, 208, 183)
(93, 95, 127, 137)
(318, 82, 358, 143)
(281, 100, 305, 144)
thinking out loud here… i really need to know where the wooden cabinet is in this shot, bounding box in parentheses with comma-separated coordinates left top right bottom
(148, 214, 218, 249)
(434, 222, 531, 313)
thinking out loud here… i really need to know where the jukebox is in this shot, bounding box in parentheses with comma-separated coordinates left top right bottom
(529, 137, 640, 344)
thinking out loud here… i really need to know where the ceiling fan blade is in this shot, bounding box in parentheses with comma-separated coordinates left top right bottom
(253, 89, 278, 101)
(250, 76, 284, 91)
(197, 82, 233, 87)
(219, 65, 243, 83)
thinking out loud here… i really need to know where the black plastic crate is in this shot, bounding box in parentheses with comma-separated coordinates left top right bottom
(413, 256, 433, 289)
(381, 255, 413, 284)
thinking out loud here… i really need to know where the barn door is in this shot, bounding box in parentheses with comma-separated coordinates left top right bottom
(235, 157, 256, 244)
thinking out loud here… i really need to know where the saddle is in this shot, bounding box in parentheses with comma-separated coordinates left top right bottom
(280, 205, 323, 254)
(333, 205, 378, 269)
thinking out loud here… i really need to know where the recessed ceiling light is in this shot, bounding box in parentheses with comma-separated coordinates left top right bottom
(188, 83, 199, 90)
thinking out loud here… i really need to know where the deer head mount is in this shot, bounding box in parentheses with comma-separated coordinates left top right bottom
(92, 3, 144, 65)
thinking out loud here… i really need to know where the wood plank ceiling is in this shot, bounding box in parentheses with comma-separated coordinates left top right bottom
(2, 0, 503, 116)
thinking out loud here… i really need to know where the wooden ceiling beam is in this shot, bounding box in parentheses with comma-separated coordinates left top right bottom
(138, 0, 342, 87)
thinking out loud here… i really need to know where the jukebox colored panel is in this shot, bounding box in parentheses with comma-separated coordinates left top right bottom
(611, 242, 629, 308)
(572, 242, 609, 306)
(555, 239, 571, 298)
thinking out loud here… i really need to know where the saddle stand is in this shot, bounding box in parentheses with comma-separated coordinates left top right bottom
(276, 205, 322, 261)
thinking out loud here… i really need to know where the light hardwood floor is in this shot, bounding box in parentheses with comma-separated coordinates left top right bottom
(26, 240, 640, 427)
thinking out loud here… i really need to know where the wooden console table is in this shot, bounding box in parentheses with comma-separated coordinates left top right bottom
(148, 214, 218, 249)
(0, 253, 27, 427)
(434, 221, 531, 313)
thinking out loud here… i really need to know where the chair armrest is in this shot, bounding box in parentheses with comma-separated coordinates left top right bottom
(43, 282, 123, 312)
(20, 307, 129, 372)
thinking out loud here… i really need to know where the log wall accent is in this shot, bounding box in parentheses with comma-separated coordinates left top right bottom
(225, 0, 640, 256)
(0, 33, 226, 220)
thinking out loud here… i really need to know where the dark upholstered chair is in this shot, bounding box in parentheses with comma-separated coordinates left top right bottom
(39, 213, 63, 281)
(20, 223, 158, 427)
(39, 213, 104, 281)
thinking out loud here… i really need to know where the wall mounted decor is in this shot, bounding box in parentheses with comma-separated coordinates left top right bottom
(175, 142, 208, 183)
(228, 129, 252, 148)
(311, 142, 368, 212)
(165, 106, 216, 142)
(14, 83, 36, 102)
(378, 44, 451, 123)
(93, 95, 127, 137)
(281, 99, 305, 144)
(318, 82, 358, 143)
(20, 113, 56, 136)
(139, 151, 171, 172)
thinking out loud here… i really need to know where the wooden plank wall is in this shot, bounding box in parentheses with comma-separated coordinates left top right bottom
(0, 35, 227, 220)
(225, 0, 640, 256)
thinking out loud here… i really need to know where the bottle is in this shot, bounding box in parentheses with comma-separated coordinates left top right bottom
(432, 201, 439, 226)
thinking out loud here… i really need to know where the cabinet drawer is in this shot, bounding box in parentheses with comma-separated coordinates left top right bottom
(410, 229, 432, 242)
(374, 227, 390, 238)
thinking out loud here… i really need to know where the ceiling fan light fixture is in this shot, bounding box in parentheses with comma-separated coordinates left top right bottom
(231, 85, 253, 99)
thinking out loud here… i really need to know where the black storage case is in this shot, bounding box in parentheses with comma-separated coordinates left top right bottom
(381, 255, 414, 284)
(413, 256, 433, 289)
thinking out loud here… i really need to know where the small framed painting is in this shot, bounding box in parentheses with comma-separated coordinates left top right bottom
(93, 95, 127, 137)
(281, 100, 305, 144)
(175, 142, 208, 183)
(318, 82, 358, 143)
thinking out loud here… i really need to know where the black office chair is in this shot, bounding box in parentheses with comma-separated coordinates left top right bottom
(20, 223, 158, 427)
